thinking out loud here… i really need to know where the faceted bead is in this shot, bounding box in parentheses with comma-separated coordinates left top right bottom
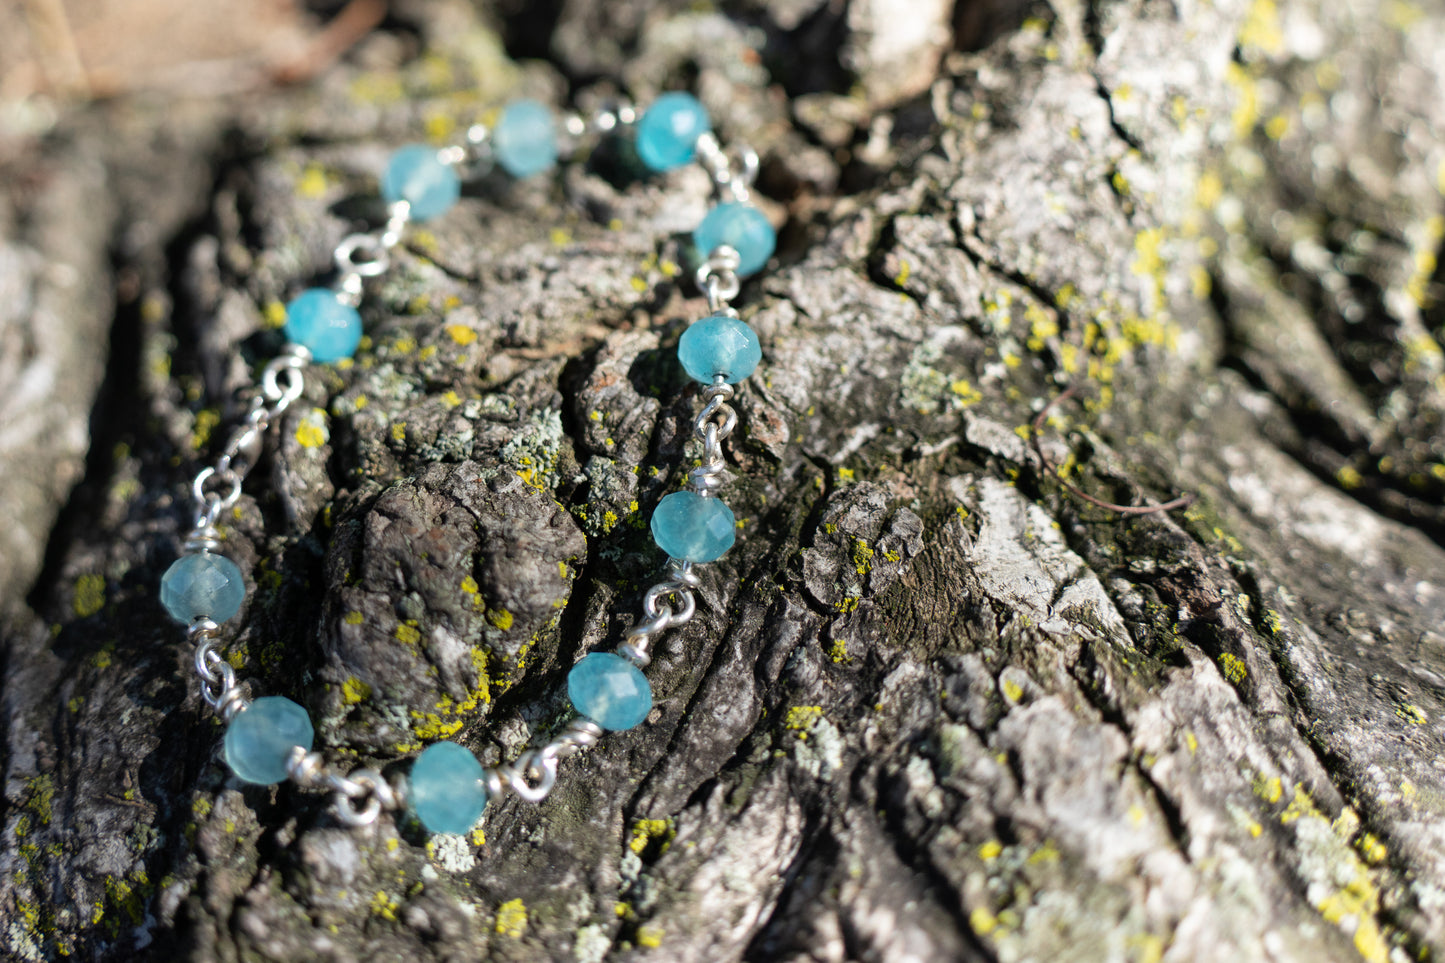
(650, 490, 735, 563)
(635, 92, 711, 172)
(693, 202, 775, 277)
(678, 314, 762, 385)
(224, 696, 314, 785)
(284, 288, 363, 363)
(568, 652, 652, 731)
(492, 99, 559, 179)
(161, 552, 246, 623)
(409, 741, 488, 835)
(381, 144, 460, 221)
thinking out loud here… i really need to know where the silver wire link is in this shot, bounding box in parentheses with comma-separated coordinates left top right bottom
(286, 749, 405, 828)
(333, 231, 392, 308)
(191, 620, 248, 721)
(695, 245, 742, 314)
(500, 749, 559, 803)
(690, 381, 737, 494)
(694, 132, 759, 204)
(560, 100, 638, 157)
(379, 200, 411, 249)
(621, 559, 704, 664)
(185, 343, 310, 533)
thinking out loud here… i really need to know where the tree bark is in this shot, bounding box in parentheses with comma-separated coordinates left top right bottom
(4, 0, 1445, 961)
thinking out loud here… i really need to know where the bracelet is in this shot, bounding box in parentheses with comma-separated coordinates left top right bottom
(158, 91, 775, 834)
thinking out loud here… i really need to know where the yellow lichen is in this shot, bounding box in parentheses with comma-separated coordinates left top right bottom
(978, 840, 1002, 861)
(74, 574, 106, 618)
(342, 677, 371, 706)
(1218, 652, 1248, 685)
(494, 898, 527, 938)
(784, 706, 824, 735)
(446, 324, 477, 346)
(395, 622, 422, 645)
(294, 408, 329, 449)
(636, 922, 665, 948)
(628, 818, 675, 855)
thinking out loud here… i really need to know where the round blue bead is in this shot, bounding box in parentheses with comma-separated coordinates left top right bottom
(224, 696, 314, 785)
(568, 652, 652, 731)
(381, 144, 460, 221)
(284, 288, 363, 363)
(409, 741, 488, 835)
(678, 314, 762, 385)
(693, 202, 775, 277)
(650, 490, 735, 563)
(161, 552, 246, 623)
(635, 92, 711, 172)
(492, 99, 559, 179)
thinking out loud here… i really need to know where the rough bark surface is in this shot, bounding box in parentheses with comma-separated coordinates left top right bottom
(3, 0, 1445, 961)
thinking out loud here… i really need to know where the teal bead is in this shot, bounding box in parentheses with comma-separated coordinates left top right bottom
(650, 490, 735, 563)
(409, 741, 488, 835)
(224, 696, 314, 785)
(161, 552, 245, 623)
(635, 92, 711, 172)
(693, 202, 775, 277)
(492, 99, 559, 179)
(381, 144, 460, 221)
(678, 314, 762, 384)
(284, 288, 362, 363)
(568, 652, 652, 731)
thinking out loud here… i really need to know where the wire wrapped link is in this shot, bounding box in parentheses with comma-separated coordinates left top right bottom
(286, 750, 404, 828)
(694, 132, 759, 204)
(191, 620, 248, 721)
(500, 749, 559, 803)
(695, 245, 742, 314)
(621, 561, 703, 664)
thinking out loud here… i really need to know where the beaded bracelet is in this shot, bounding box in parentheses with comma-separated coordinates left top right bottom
(160, 91, 774, 833)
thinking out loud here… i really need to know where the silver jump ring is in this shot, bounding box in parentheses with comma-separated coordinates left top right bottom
(506, 750, 558, 803)
(334, 233, 390, 278)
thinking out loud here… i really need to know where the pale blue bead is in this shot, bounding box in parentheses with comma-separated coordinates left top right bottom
(224, 696, 314, 785)
(161, 552, 245, 623)
(568, 652, 652, 731)
(493, 99, 559, 179)
(381, 144, 460, 221)
(409, 741, 488, 835)
(636, 92, 711, 172)
(678, 314, 762, 385)
(284, 288, 363, 363)
(650, 490, 735, 563)
(693, 203, 775, 277)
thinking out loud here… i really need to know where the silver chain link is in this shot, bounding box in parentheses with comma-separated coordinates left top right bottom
(287, 749, 406, 828)
(694, 132, 759, 204)
(189, 619, 248, 721)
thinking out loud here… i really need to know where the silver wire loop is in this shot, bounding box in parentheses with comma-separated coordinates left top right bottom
(504, 750, 559, 803)
(331, 769, 398, 828)
(261, 352, 308, 407)
(334, 233, 390, 278)
(696, 245, 742, 312)
(694, 132, 759, 203)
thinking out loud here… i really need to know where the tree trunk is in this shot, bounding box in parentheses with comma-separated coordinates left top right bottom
(4, 0, 1445, 961)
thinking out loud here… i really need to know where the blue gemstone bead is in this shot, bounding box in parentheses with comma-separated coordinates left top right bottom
(650, 490, 735, 563)
(161, 552, 246, 623)
(381, 144, 460, 221)
(635, 92, 711, 172)
(568, 652, 652, 731)
(678, 314, 762, 385)
(284, 288, 363, 363)
(409, 741, 488, 835)
(224, 696, 314, 785)
(492, 99, 559, 179)
(693, 202, 775, 277)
